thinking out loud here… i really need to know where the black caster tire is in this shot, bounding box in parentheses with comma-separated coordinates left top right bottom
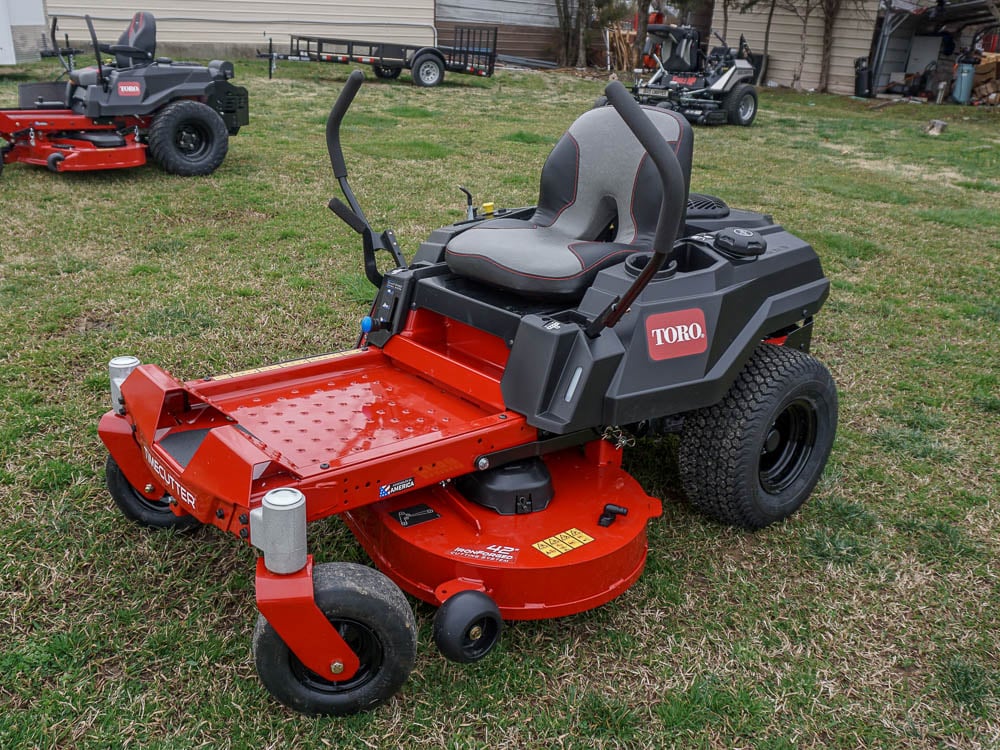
(724, 83, 758, 126)
(433, 590, 503, 663)
(411, 53, 444, 87)
(678, 344, 837, 529)
(372, 64, 401, 80)
(105, 455, 201, 531)
(253, 562, 417, 716)
(148, 100, 229, 176)
(46, 153, 65, 173)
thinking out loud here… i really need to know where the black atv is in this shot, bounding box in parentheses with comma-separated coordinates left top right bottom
(1, 12, 248, 176)
(631, 26, 758, 127)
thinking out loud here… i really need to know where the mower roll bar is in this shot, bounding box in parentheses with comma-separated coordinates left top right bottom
(325, 70, 407, 288)
(591, 81, 687, 334)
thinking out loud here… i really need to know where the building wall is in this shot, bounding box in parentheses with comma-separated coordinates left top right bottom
(436, 0, 561, 62)
(45, 1, 437, 58)
(1, 0, 48, 64)
(712, 0, 879, 94)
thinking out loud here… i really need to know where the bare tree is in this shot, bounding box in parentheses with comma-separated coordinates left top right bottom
(775, 0, 822, 89)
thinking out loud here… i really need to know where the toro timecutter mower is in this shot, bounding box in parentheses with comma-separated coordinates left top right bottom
(630, 25, 759, 126)
(99, 71, 837, 715)
(1, 13, 248, 177)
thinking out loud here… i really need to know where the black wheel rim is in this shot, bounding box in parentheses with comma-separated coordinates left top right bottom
(758, 398, 817, 494)
(289, 618, 383, 693)
(461, 615, 500, 660)
(175, 121, 211, 159)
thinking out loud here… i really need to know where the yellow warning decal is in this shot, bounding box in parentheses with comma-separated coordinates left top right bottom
(532, 528, 595, 558)
(210, 350, 363, 381)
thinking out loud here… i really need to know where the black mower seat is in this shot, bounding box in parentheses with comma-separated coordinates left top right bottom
(68, 12, 156, 87)
(114, 12, 156, 69)
(445, 104, 692, 298)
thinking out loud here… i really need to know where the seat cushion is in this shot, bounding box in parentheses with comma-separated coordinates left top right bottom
(445, 218, 639, 297)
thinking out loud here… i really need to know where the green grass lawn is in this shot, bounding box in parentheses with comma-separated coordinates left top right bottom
(1, 59, 998, 748)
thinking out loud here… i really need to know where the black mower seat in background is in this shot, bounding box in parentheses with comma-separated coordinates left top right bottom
(445, 105, 692, 297)
(68, 11, 156, 87)
(114, 12, 156, 69)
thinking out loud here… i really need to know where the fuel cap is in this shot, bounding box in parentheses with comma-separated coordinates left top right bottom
(714, 227, 767, 258)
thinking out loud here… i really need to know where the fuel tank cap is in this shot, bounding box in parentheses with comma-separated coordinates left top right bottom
(714, 227, 767, 258)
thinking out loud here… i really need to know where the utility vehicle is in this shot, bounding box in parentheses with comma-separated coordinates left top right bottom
(1, 12, 248, 176)
(99, 72, 836, 715)
(631, 25, 758, 126)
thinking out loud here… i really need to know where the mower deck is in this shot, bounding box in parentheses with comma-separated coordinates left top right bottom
(0, 109, 148, 172)
(345, 448, 661, 619)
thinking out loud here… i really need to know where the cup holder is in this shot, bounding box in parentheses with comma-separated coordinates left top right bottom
(624, 253, 678, 280)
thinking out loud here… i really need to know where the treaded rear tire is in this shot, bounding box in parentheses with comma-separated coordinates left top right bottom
(724, 83, 758, 126)
(678, 344, 837, 529)
(148, 100, 229, 176)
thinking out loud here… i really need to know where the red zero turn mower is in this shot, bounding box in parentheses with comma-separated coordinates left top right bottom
(0, 13, 248, 177)
(99, 72, 838, 716)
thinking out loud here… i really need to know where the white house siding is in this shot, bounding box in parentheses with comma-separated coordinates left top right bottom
(45, 0, 436, 56)
(436, 0, 561, 62)
(712, 0, 879, 94)
(436, 0, 559, 28)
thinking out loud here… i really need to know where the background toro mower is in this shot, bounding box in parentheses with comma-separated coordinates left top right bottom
(630, 25, 758, 126)
(99, 71, 837, 716)
(0, 12, 248, 176)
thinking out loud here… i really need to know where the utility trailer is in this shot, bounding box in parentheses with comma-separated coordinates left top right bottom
(259, 26, 497, 87)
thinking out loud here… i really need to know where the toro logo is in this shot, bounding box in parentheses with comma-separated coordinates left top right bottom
(117, 81, 142, 97)
(645, 308, 708, 361)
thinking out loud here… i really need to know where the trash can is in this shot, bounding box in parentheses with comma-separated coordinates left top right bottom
(952, 63, 974, 104)
(854, 57, 872, 97)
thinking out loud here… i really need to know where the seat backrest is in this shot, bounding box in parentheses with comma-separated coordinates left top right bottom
(531, 104, 692, 246)
(115, 12, 156, 68)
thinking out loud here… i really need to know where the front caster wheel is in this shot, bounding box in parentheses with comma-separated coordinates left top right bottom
(678, 344, 838, 529)
(105, 455, 201, 531)
(253, 563, 417, 716)
(433, 590, 503, 663)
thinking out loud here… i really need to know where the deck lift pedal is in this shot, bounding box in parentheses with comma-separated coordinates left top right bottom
(99, 71, 837, 716)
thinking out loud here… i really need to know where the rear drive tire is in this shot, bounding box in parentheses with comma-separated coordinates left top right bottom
(106, 455, 201, 531)
(411, 54, 444, 87)
(148, 100, 229, 176)
(678, 344, 837, 529)
(724, 83, 758, 126)
(253, 563, 417, 716)
(372, 64, 401, 80)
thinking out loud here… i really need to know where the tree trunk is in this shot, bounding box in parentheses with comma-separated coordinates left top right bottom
(761, 0, 777, 84)
(818, 0, 841, 91)
(576, 0, 592, 67)
(634, 1, 650, 70)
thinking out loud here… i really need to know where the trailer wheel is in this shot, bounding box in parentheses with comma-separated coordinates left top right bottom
(253, 562, 417, 716)
(105, 455, 202, 531)
(724, 84, 758, 126)
(148, 100, 229, 176)
(372, 64, 401, 80)
(412, 54, 444, 87)
(433, 590, 502, 663)
(678, 344, 837, 529)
